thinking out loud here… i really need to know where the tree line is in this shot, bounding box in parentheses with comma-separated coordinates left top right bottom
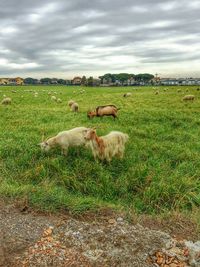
(23, 73, 154, 86)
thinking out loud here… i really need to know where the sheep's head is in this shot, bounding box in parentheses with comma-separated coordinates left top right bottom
(68, 100, 75, 107)
(39, 141, 51, 152)
(84, 128, 96, 140)
(87, 111, 96, 119)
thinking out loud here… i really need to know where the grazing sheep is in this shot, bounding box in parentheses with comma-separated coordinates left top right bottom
(186, 89, 189, 92)
(177, 89, 181, 93)
(51, 95, 57, 101)
(84, 128, 129, 162)
(39, 127, 89, 155)
(34, 92, 38, 97)
(71, 102, 79, 112)
(123, 92, 132, 97)
(155, 91, 159, 95)
(163, 89, 167, 92)
(182, 95, 195, 101)
(87, 105, 120, 119)
(197, 88, 200, 91)
(1, 97, 12, 105)
(57, 98, 62, 103)
(11, 90, 17, 93)
(68, 100, 75, 107)
(48, 92, 52, 95)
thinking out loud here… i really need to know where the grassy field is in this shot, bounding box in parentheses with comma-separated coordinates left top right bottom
(0, 85, 200, 216)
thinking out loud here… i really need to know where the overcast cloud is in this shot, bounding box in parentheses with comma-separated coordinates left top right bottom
(0, 0, 200, 78)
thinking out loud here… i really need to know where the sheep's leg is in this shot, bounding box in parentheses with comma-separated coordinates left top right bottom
(119, 149, 124, 159)
(112, 113, 117, 119)
(62, 146, 68, 156)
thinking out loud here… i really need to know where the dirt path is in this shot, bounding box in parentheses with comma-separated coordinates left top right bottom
(0, 202, 199, 266)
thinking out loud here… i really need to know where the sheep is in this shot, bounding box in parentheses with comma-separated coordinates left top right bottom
(11, 90, 17, 93)
(1, 97, 12, 105)
(123, 92, 132, 97)
(182, 95, 195, 101)
(87, 105, 120, 119)
(155, 91, 159, 95)
(71, 102, 79, 112)
(34, 92, 38, 97)
(39, 127, 89, 155)
(57, 98, 62, 103)
(84, 128, 129, 162)
(197, 88, 200, 91)
(51, 95, 57, 101)
(177, 89, 181, 93)
(68, 100, 75, 107)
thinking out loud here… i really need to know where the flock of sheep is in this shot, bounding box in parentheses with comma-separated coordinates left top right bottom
(153, 87, 197, 101)
(1, 86, 199, 162)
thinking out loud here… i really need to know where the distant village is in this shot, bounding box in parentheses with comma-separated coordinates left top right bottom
(1, 74, 200, 86)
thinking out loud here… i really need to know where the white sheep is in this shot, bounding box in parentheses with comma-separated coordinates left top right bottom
(1, 97, 12, 105)
(177, 89, 181, 93)
(51, 95, 57, 101)
(123, 92, 132, 97)
(68, 100, 75, 107)
(71, 102, 79, 112)
(84, 128, 129, 162)
(182, 95, 195, 101)
(57, 98, 62, 103)
(39, 127, 89, 155)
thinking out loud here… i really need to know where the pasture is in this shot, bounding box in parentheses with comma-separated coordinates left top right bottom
(0, 85, 200, 215)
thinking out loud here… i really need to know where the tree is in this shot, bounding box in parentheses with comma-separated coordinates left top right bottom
(57, 79, 67, 85)
(135, 74, 154, 82)
(81, 76, 87, 86)
(24, 77, 39, 84)
(40, 78, 52, 84)
(87, 76, 94, 86)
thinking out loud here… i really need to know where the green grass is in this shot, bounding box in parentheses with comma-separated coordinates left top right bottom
(0, 85, 200, 215)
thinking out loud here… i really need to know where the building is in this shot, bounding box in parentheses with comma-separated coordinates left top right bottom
(0, 77, 24, 85)
(72, 76, 82, 85)
(160, 78, 200, 86)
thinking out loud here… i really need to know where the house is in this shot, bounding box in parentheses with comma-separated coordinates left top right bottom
(160, 78, 179, 85)
(0, 77, 24, 85)
(127, 77, 135, 86)
(72, 76, 82, 85)
(160, 78, 200, 86)
(0, 78, 9, 85)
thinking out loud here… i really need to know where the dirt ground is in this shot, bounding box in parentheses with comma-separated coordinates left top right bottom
(0, 201, 199, 267)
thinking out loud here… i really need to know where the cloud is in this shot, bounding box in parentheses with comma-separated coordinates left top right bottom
(0, 0, 199, 78)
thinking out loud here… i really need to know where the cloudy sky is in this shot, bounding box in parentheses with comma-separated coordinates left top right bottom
(0, 0, 200, 78)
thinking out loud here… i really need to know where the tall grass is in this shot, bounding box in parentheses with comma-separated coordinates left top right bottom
(0, 85, 200, 214)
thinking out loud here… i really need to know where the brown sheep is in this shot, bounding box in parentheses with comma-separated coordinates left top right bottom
(87, 105, 120, 119)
